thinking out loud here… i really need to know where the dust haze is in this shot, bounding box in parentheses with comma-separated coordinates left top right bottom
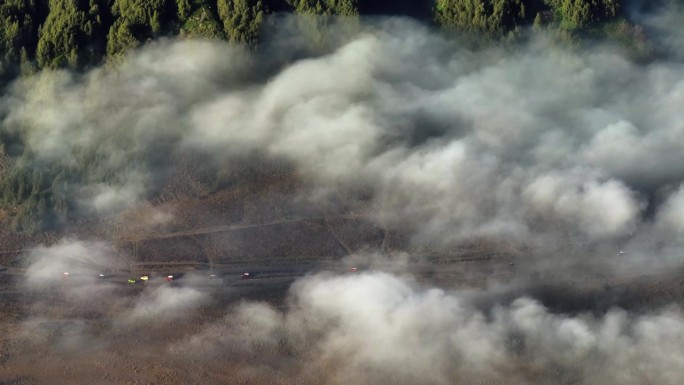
(2, 6, 684, 385)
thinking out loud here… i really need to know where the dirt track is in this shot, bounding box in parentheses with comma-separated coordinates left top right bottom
(118, 215, 370, 242)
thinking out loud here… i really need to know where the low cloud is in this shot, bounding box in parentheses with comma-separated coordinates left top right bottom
(23, 239, 120, 289)
(125, 285, 208, 323)
(176, 271, 684, 385)
(5, 18, 684, 259)
(5, 9, 684, 384)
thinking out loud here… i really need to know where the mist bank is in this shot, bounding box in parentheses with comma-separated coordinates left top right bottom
(212, 272, 684, 385)
(1, 15, 684, 268)
(4, 11, 684, 384)
(16, 243, 684, 385)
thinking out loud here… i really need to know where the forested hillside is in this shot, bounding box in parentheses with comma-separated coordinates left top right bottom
(1, 0, 638, 83)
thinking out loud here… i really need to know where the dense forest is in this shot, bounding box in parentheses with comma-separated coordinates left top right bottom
(0, 0, 655, 232)
(1, 0, 644, 83)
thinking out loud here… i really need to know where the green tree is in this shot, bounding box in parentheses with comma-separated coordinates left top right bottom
(435, 0, 528, 36)
(0, 0, 39, 81)
(106, 19, 139, 56)
(217, 0, 265, 44)
(532, 10, 542, 28)
(179, 6, 224, 39)
(106, 0, 170, 56)
(36, 0, 107, 69)
(283, 0, 360, 51)
(287, 0, 359, 16)
(176, 0, 191, 21)
(544, 0, 619, 29)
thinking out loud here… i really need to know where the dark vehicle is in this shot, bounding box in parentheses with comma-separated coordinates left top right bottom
(241, 272, 252, 280)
